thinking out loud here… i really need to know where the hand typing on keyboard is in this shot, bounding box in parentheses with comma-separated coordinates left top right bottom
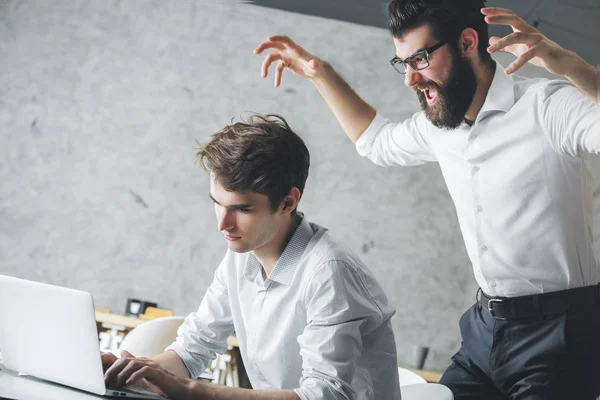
(104, 350, 194, 399)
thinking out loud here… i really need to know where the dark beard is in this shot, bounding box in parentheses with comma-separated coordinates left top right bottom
(416, 52, 477, 130)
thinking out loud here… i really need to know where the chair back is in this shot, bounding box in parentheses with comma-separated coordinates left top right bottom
(118, 316, 185, 358)
(398, 367, 427, 386)
(400, 383, 454, 400)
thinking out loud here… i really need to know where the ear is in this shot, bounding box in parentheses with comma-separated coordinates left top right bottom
(280, 187, 301, 215)
(458, 27, 478, 57)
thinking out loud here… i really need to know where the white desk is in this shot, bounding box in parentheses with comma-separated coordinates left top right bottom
(0, 366, 105, 399)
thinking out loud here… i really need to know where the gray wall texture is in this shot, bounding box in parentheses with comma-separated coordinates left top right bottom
(1, 0, 599, 371)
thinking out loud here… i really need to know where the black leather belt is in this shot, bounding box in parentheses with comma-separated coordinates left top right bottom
(478, 284, 600, 320)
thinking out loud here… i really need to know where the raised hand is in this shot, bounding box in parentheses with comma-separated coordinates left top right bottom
(482, 7, 574, 76)
(254, 35, 322, 87)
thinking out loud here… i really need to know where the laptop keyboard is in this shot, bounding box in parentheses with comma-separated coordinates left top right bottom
(106, 384, 163, 398)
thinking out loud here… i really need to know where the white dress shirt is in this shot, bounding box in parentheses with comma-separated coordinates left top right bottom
(356, 62, 600, 297)
(167, 214, 400, 400)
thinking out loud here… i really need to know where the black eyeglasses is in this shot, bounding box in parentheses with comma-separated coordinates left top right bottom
(389, 41, 447, 74)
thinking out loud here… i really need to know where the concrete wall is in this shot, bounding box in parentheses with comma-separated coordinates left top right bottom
(1, 0, 599, 371)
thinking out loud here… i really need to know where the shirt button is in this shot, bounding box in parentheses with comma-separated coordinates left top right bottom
(472, 165, 480, 173)
(476, 205, 483, 213)
(468, 134, 476, 141)
(481, 245, 488, 252)
(489, 281, 496, 288)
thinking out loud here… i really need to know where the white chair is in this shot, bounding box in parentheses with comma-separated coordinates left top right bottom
(398, 367, 427, 386)
(401, 383, 454, 400)
(118, 316, 185, 358)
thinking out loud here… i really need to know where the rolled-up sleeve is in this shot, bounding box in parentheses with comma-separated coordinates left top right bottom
(355, 111, 437, 166)
(294, 261, 384, 400)
(166, 257, 233, 379)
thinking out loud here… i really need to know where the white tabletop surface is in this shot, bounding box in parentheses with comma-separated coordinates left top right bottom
(0, 366, 106, 400)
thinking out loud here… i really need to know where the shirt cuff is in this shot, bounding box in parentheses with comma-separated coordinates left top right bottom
(355, 112, 390, 157)
(165, 342, 208, 379)
(293, 387, 310, 400)
(294, 376, 350, 400)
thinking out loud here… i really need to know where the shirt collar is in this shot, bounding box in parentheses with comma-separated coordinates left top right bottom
(477, 62, 515, 117)
(242, 212, 314, 286)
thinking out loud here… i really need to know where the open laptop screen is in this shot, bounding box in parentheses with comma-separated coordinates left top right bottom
(0, 274, 166, 399)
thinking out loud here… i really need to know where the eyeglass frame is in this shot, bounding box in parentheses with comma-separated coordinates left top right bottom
(389, 41, 448, 74)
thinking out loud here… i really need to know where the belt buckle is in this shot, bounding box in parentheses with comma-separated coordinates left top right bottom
(487, 298, 508, 320)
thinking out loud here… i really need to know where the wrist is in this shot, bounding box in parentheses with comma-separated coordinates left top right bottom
(310, 60, 333, 84)
(560, 50, 587, 78)
(185, 379, 205, 398)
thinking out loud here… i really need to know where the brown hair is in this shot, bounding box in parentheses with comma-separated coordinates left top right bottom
(196, 113, 310, 213)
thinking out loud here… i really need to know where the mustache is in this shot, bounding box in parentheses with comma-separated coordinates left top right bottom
(414, 81, 441, 92)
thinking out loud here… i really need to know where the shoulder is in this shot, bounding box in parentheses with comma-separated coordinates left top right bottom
(303, 222, 363, 272)
(297, 221, 394, 315)
(301, 224, 377, 292)
(510, 74, 552, 100)
(512, 74, 575, 103)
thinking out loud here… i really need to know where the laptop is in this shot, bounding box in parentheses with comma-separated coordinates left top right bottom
(0, 274, 167, 399)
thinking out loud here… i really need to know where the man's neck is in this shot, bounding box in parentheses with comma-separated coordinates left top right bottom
(253, 214, 300, 280)
(464, 62, 496, 123)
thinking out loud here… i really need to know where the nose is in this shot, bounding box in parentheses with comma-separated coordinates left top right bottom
(404, 65, 422, 88)
(217, 207, 235, 232)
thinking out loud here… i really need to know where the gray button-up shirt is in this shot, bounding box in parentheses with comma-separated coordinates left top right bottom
(167, 214, 400, 400)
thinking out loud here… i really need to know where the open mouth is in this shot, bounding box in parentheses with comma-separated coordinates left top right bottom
(422, 87, 438, 105)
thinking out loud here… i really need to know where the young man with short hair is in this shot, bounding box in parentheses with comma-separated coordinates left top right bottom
(255, 0, 600, 398)
(102, 114, 401, 400)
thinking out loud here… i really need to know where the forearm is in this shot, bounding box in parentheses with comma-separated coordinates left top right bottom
(188, 381, 300, 400)
(311, 62, 377, 143)
(562, 51, 599, 104)
(153, 350, 191, 379)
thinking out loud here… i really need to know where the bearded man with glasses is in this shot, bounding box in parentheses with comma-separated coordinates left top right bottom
(255, 0, 600, 399)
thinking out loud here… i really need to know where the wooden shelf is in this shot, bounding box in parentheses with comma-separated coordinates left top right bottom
(95, 312, 145, 329)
